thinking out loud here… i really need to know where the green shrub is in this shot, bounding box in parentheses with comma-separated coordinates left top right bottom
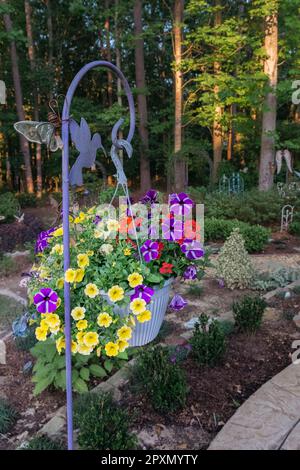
(216, 228, 255, 289)
(74, 392, 137, 450)
(289, 221, 300, 235)
(0, 192, 19, 223)
(131, 345, 188, 413)
(15, 328, 37, 351)
(190, 314, 226, 366)
(0, 400, 18, 434)
(232, 295, 267, 333)
(25, 435, 64, 450)
(0, 255, 17, 276)
(205, 217, 270, 253)
(17, 193, 37, 208)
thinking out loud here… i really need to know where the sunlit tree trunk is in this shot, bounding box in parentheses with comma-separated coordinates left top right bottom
(105, 0, 113, 106)
(115, 0, 123, 165)
(134, 0, 151, 190)
(25, 0, 42, 198)
(2, 5, 34, 193)
(45, 0, 54, 99)
(212, 0, 223, 181)
(259, 8, 278, 190)
(173, 0, 186, 192)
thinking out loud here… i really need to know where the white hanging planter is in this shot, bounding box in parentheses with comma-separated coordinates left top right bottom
(102, 279, 173, 346)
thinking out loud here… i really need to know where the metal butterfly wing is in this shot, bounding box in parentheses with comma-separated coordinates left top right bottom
(14, 121, 63, 152)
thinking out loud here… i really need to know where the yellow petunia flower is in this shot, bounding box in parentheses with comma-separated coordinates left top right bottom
(76, 331, 85, 344)
(71, 306, 86, 320)
(65, 268, 76, 283)
(105, 342, 119, 357)
(50, 325, 60, 335)
(40, 319, 49, 330)
(76, 319, 88, 331)
(74, 268, 85, 283)
(97, 312, 113, 328)
(107, 219, 119, 232)
(117, 326, 132, 341)
(84, 283, 99, 298)
(83, 331, 99, 348)
(56, 336, 66, 354)
(35, 326, 48, 341)
(123, 248, 131, 256)
(74, 212, 86, 224)
(77, 253, 89, 268)
(56, 278, 64, 290)
(77, 343, 93, 356)
(117, 339, 129, 353)
(53, 227, 63, 237)
(56, 298, 62, 308)
(51, 244, 64, 255)
(96, 346, 102, 357)
(87, 250, 94, 257)
(137, 310, 152, 323)
(45, 313, 60, 329)
(71, 341, 78, 354)
(128, 272, 143, 288)
(130, 298, 147, 315)
(107, 285, 124, 302)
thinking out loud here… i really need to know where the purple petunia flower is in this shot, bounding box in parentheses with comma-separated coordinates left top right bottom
(140, 240, 159, 263)
(183, 265, 198, 280)
(169, 294, 187, 311)
(33, 287, 58, 314)
(35, 228, 55, 254)
(130, 284, 154, 304)
(169, 193, 193, 216)
(180, 240, 205, 260)
(140, 189, 158, 205)
(218, 278, 225, 288)
(161, 217, 183, 241)
(93, 215, 102, 225)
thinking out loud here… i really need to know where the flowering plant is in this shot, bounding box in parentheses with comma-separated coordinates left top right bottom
(27, 190, 209, 391)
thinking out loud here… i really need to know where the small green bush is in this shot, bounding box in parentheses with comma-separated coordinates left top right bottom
(0, 400, 18, 434)
(232, 295, 267, 333)
(17, 193, 37, 208)
(74, 392, 137, 450)
(205, 217, 270, 253)
(190, 314, 226, 366)
(0, 255, 17, 276)
(131, 345, 188, 413)
(0, 192, 19, 223)
(15, 328, 37, 351)
(25, 435, 64, 450)
(289, 221, 300, 236)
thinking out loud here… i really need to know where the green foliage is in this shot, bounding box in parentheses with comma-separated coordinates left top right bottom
(0, 193, 19, 223)
(0, 400, 18, 434)
(0, 255, 17, 276)
(289, 221, 300, 236)
(131, 345, 188, 413)
(15, 328, 37, 351)
(216, 228, 255, 289)
(190, 314, 226, 366)
(30, 339, 128, 394)
(186, 284, 203, 297)
(73, 392, 137, 450)
(17, 193, 37, 208)
(253, 267, 300, 291)
(233, 295, 267, 333)
(205, 217, 270, 253)
(25, 435, 64, 450)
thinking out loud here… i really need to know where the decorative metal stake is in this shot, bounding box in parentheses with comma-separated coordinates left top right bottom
(280, 204, 294, 232)
(61, 61, 135, 450)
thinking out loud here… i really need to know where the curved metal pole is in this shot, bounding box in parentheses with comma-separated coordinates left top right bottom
(61, 61, 135, 450)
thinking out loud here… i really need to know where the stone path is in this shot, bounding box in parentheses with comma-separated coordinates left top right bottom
(208, 363, 300, 450)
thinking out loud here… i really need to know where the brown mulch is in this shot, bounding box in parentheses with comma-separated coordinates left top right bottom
(122, 318, 297, 449)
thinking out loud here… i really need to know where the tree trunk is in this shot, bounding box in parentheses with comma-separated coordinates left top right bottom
(25, 0, 42, 198)
(45, 0, 54, 99)
(105, 0, 113, 106)
(259, 11, 278, 191)
(2, 7, 34, 193)
(115, 0, 123, 165)
(212, 0, 223, 182)
(133, 0, 151, 190)
(173, 0, 186, 192)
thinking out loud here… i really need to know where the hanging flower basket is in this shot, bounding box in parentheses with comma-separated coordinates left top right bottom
(102, 278, 173, 346)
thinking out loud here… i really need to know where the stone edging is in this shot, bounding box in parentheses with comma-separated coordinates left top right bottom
(208, 363, 300, 450)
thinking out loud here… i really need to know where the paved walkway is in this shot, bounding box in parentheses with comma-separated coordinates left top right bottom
(208, 363, 300, 450)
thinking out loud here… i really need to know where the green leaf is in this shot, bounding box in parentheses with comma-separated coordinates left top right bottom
(33, 373, 55, 395)
(117, 351, 128, 360)
(72, 369, 79, 383)
(79, 367, 90, 381)
(73, 377, 89, 394)
(104, 360, 113, 373)
(147, 273, 163, 283)
(89, 364, 107, 378)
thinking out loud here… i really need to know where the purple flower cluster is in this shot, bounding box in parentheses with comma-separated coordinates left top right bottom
(169, 294, 187, 311)
(161, 217, 183, 241)
(169, 192, 193, 216)
(141, 240, 159, 263)
(33, 287, 58, 314)
(130, 284, 154, 304)
(140, 189, 158, 205)
(180, 240, 204, 260)
(35, 228, 55, 254)
(183, 265, 198, 280)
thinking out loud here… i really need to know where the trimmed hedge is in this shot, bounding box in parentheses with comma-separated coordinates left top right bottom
(204, 217, 270, 253)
